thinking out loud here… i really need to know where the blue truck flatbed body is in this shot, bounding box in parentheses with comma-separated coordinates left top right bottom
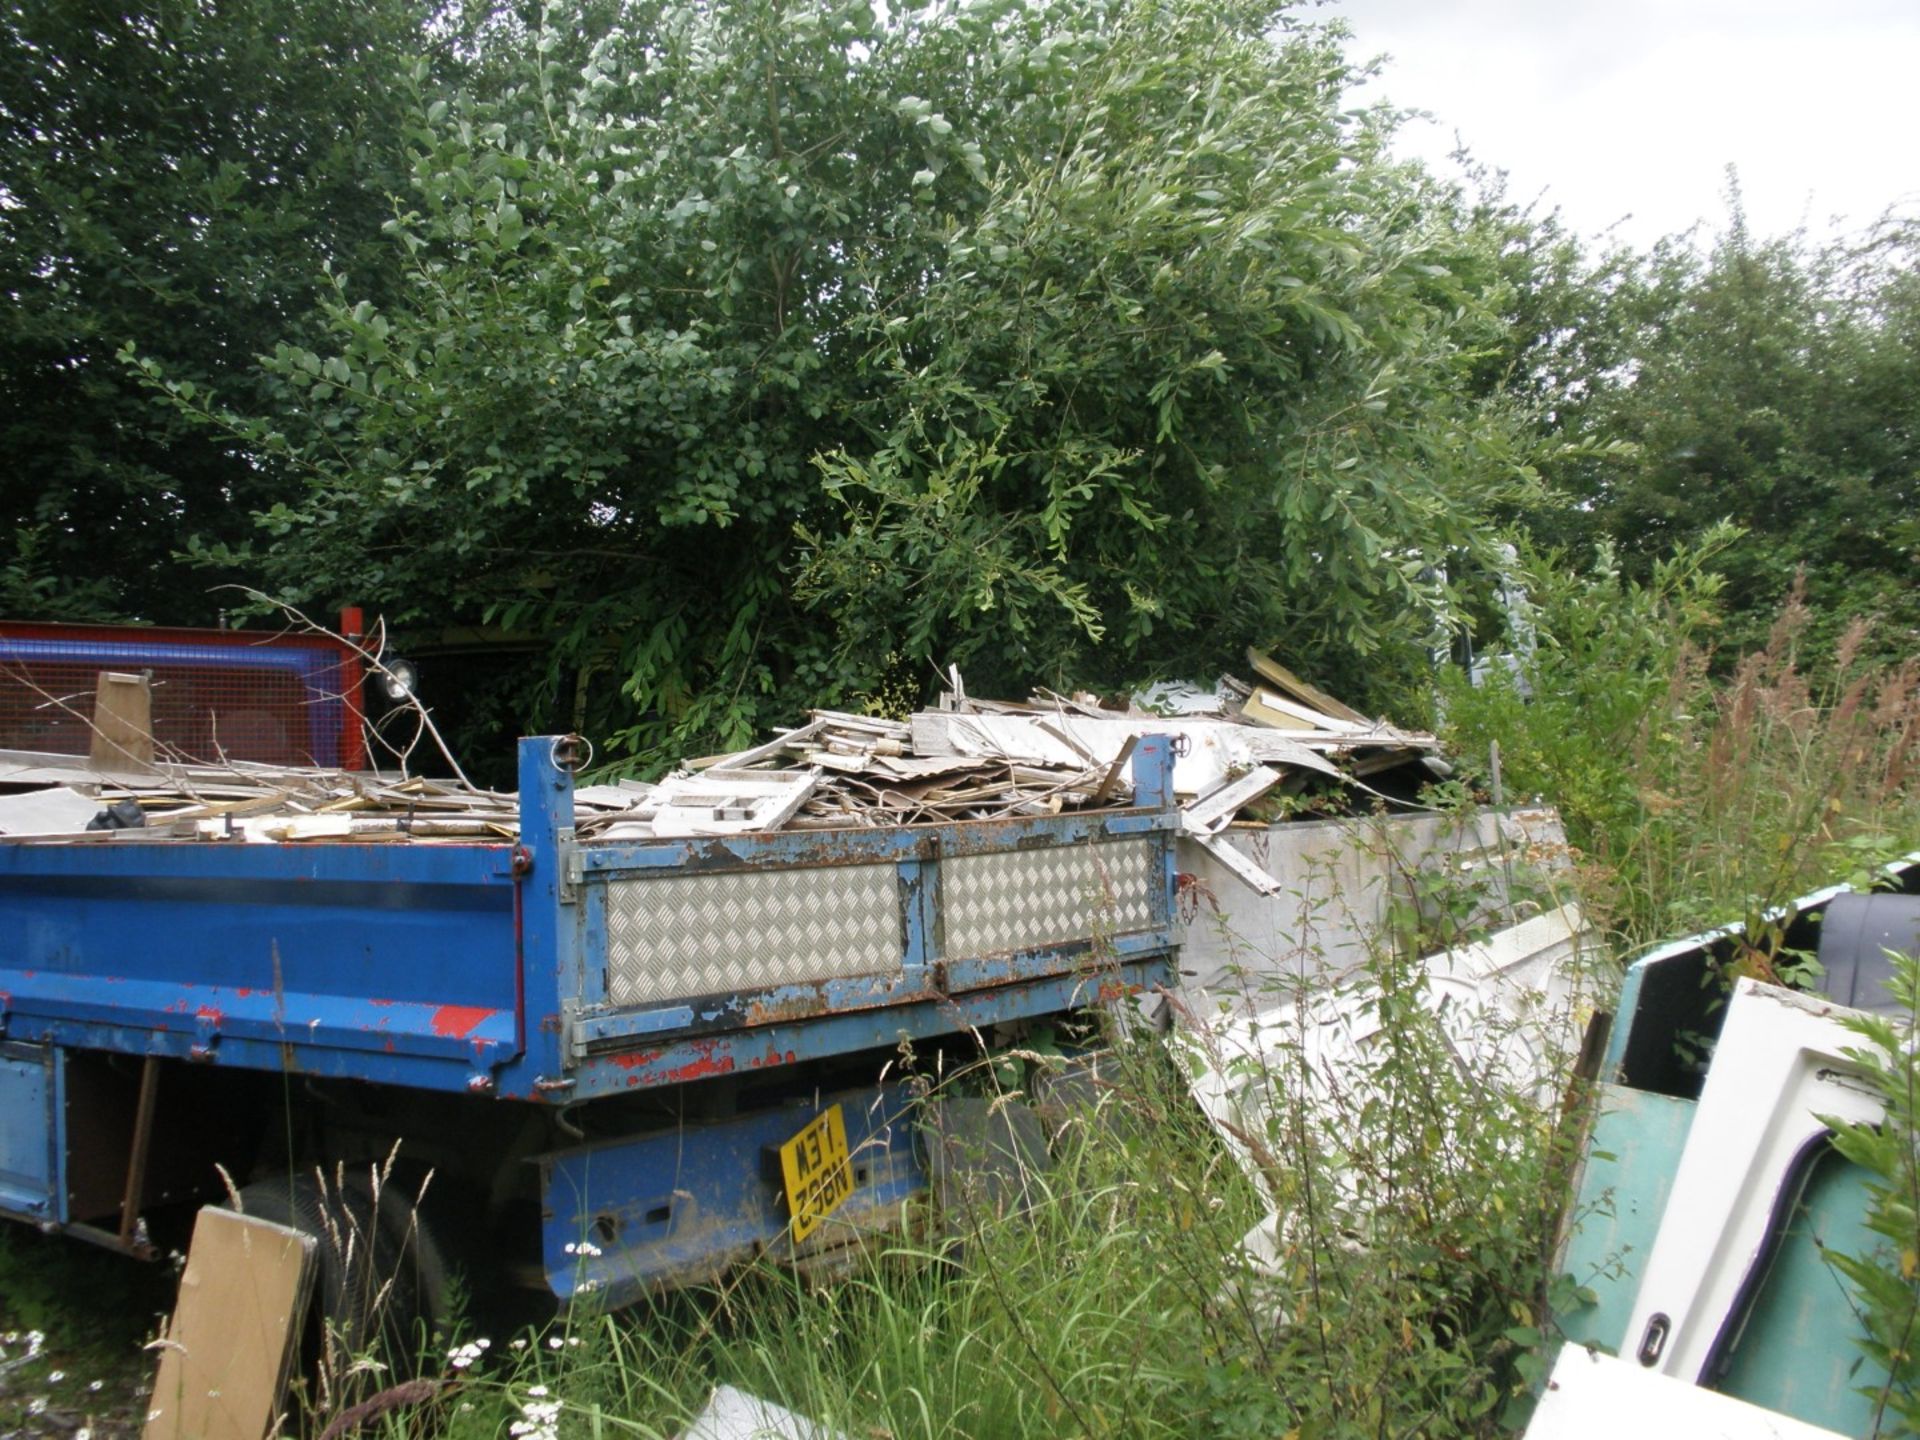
(0, 735, 1181, 1300)
(0, 735, 1178, 1099)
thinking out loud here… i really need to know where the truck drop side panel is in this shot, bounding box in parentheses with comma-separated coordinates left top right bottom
(0, 735, 1181, 1269)
(0, 843, 519, 1089)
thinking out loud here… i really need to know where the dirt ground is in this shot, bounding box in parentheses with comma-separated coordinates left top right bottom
(0, 1229, 176, 1440)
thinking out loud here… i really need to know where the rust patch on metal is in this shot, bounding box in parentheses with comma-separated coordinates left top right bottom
(742, 982, 834, 1027)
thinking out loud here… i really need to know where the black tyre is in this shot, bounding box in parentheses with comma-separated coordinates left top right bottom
(228, 1167, 447, 1392)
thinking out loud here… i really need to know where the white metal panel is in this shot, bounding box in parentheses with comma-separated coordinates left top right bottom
(1526, 1345, 1848, 1440)
(1184, 903, 1594, 1256)
(1622, 981, 1883, 1385)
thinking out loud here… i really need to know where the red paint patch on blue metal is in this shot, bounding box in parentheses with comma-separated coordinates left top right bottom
(665, 1052, 734, 1083)
(429, 1004, 494, 1039)
(610, 1050, 661, 1070)
(195, 1005, 224, 1025)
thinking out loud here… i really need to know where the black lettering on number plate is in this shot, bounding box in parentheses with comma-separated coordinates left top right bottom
(779, 1104, 855, 1243)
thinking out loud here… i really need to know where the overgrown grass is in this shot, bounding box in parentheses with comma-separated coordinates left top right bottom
(1440, 547, 1920, 959)
(347, 925, 1584, 1440)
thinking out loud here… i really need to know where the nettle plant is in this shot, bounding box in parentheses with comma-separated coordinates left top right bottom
(1826, 951, 1920, 1438)
(1167, 828, 1598, 1437)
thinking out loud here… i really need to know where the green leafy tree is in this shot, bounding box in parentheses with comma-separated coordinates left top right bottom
(145, 0, 1541, 767)
(0, 0, 437, 621)
(1512, 189, 1920, 662)
(796, 7, 1542, 705)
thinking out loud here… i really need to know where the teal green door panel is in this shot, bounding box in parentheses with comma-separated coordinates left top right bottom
(1555, 1084, 1698, 1354)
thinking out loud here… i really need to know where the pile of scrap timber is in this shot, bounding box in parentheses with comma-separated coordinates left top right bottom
(591, 647, 1442, 841)
(0, 751, 520, 843)
(0, 648, 1439, 846)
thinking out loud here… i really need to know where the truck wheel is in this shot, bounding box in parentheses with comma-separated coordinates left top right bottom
(228, 1169, 446, 1382)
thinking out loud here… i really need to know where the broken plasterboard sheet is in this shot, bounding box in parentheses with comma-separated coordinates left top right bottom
(910, 712, 1338, 797)
(677, 1385, 848, 1440)
(1174, 806, 1575, 1010)
(0, 785, 106, 836)
(145, 1207, 317, 1440)
(1525, 1344, 1848, 1440)
(1132, 680, 1230, 717)
(649, 769, 822, 837)
(1179, 902, 1595, 1239)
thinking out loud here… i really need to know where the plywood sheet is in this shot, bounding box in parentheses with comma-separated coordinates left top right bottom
(90, 670, 155, 770)
(145, 1207, 317, 1440)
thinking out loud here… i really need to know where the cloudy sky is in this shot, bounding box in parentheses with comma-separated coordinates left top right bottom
(1328, 0, 1920, 250)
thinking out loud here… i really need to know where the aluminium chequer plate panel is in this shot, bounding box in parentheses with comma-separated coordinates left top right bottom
(942, 838, 1155, 958)
(605, 863, 903, 1006)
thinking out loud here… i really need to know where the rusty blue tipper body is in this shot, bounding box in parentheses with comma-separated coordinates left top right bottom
(0, 735, 1180, 1306)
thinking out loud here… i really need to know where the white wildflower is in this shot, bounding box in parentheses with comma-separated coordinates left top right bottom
(508, 1393, 563, 1440)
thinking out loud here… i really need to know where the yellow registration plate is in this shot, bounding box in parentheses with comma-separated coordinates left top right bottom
(779, 1104, 854, 1242)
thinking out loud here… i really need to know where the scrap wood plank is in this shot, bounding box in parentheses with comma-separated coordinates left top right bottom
(1241, 686, 1368, 735)
(1090, 735, 1140, 805)
(686, 719, 823, 772)
(90, 670, 156, 771)
(1194, 832, 1282, 896)
(865, 754, 993, 781)
(1245, 647, 1370, 725)
(145, 1207, 317, 1440)
(1181, 767, 1283, 836)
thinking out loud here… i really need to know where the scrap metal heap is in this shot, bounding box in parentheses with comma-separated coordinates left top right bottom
(0, 649, 1439, 844)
